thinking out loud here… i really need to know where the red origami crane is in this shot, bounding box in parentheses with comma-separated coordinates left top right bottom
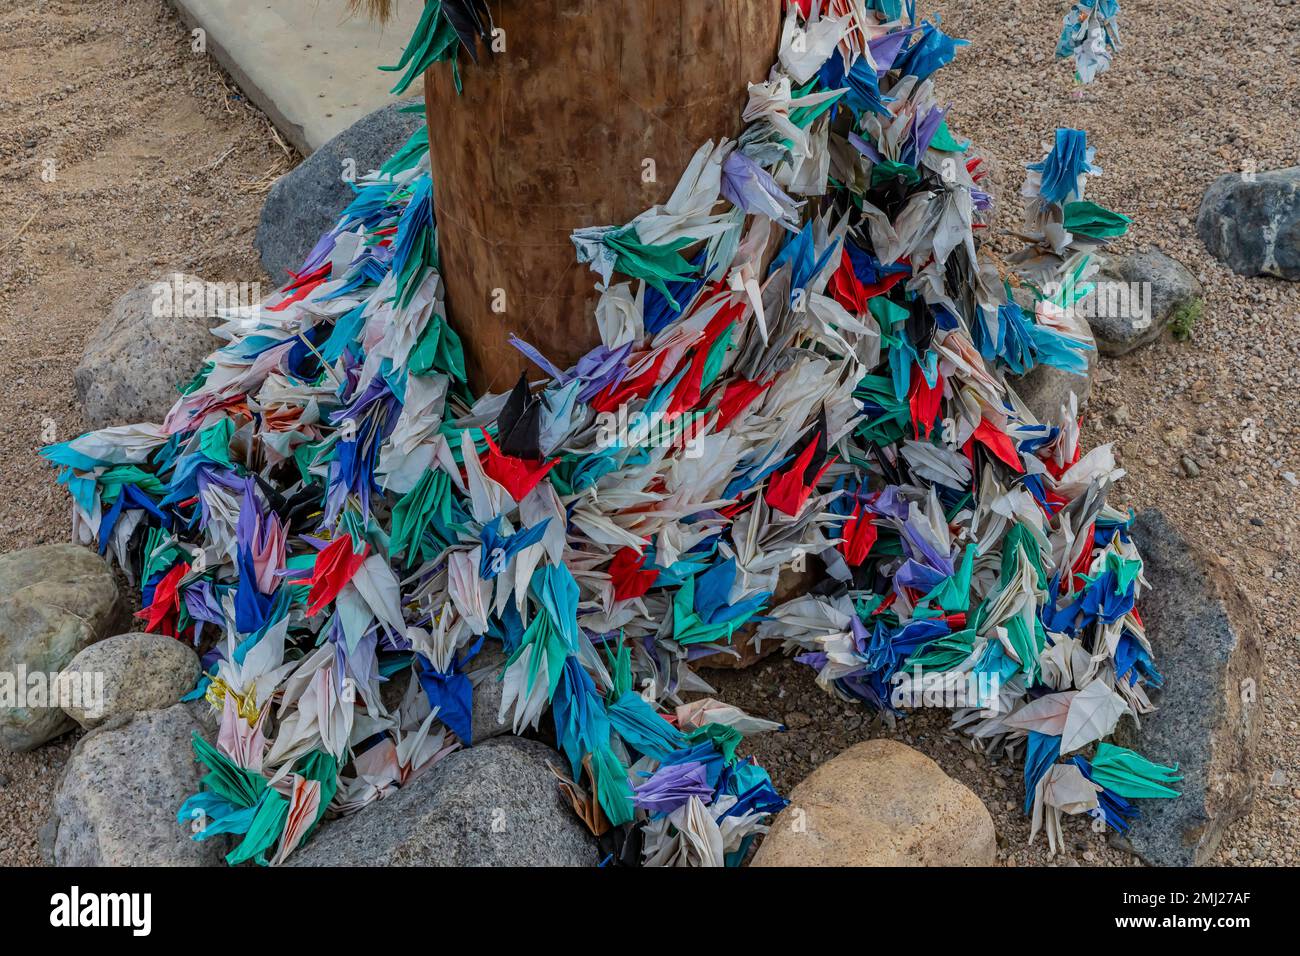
(839, 502, 879, 566)
(608, 546, 659, 602)
(765, 409, 836, 517)
(480, 373, 557, 501)
(306, 535, 370, 616)
(964, 416, 1024, 474)
(137, 560, 191, 639)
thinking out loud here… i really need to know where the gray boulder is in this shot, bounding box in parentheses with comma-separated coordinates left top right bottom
(289, 736, 598, 866)
(1086, 249, 1203, 355)
(1196, 166, 1300, 280)
(1118, 509, 1263, 866)
(45, 703, 226, 866)
(0, 544, 123, 751)
(256, 101, 426, 283)
(74, 274, 222, 428)
(56, 632, 199, 731)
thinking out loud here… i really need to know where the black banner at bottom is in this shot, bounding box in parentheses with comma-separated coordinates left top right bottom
(0, 864, 1278, 941)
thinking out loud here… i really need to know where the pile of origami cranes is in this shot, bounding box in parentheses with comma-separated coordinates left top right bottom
(43, 0, 1176, 866)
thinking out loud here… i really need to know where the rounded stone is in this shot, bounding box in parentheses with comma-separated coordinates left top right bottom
(46, 703, 226, 867)
(56, 632, 200, 731)
(1086, 248, 1203, 356)
(73, 273, 223, 428)
(0, 544, 123, 752)
(1196, 166, 1300, 280)
(752, 738, 997, 866)
(287, 736, 598, 866)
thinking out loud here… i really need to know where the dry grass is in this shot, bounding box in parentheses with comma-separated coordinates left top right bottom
(348, 0, 398, 24)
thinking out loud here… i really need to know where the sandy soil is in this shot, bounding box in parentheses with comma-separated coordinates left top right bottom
(1, 0, 1297, 867)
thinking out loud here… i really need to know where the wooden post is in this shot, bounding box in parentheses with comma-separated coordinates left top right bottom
(423, 0, 781, 393)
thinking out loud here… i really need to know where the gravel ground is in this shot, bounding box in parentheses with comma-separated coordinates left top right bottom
(1, 0, 1297, 867)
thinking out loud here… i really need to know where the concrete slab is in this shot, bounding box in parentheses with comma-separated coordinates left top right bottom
(166, 0, 422, 155)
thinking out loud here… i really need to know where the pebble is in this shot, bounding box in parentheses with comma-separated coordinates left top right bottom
(784, 710, 811, 730)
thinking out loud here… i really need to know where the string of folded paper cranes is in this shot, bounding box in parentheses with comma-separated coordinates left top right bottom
(1058, 0, 1122, 84)
(44, 0, 1176, 866)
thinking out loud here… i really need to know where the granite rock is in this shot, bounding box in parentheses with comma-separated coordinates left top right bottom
(74, 274, 223, 428)
(288, 736, 598, 866)
(0, 545, 123, 751)
(55, 632, 199, 730)
(46, 703, 225, 866)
